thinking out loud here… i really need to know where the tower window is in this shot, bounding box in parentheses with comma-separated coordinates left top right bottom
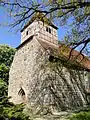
(26, 31, 28, 35)
(46, 27, 48, 32)
(46, 27, 51, 34)
(49, 28, 51, 33)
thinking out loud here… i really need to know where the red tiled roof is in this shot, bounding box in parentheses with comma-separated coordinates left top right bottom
(38, 39, 90, 71)
(58, 44, 90, 70)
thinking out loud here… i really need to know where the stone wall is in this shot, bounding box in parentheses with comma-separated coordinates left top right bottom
(8, 36, 44, 104)
(8, 36, 89, 114)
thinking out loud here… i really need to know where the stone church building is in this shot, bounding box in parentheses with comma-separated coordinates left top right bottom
(8, 13, 90, 113)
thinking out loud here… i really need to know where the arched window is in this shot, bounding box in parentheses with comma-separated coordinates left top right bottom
(18, 87, 27, 103)
(18, 87, 25, 96)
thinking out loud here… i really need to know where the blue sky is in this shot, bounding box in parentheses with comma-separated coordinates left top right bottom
(0, 7, 67, 48)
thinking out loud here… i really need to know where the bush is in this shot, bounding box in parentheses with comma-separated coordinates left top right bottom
(2, 103, 29, 120)
(70, 111, 90, 120)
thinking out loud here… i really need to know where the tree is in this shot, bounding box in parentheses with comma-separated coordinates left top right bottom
(0, 0, 90, 55)
(0, 45, 15, 98)
(0, 45, 15, 67)
(0, 45, 15, 84)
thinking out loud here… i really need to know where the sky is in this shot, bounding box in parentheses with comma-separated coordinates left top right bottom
(0, 7, 67, 48)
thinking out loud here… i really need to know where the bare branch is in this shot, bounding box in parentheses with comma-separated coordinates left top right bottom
(68, 38, 90, 61)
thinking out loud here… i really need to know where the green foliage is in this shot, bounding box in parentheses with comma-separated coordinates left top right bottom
(2, 103, 29, 120)
(70, 111, 90, 120)
(0, 79, 7, 98)
(0, 64, 9, 84)
(0, 45, 15, 98)
(0, 45, 15, 85)
(0, 45, 15, 67)
(0, 97, 29, 119)
(0, 95, 29, 120)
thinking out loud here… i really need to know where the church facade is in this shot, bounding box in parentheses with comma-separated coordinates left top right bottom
(8, 14, 90, 113)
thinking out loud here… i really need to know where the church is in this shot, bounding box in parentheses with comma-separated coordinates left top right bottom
(8, 13, 90, 113)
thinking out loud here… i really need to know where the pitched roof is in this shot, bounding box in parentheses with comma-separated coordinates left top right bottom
(20, 12, 58, 32)
(58, 44, 90, 71)
(38, 39, 90, 71)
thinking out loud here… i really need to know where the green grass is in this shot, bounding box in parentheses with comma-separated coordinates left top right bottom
(70, 111, 90, 120)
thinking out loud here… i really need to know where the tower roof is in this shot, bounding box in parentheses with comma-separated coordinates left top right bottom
(20, 12, 58, 32)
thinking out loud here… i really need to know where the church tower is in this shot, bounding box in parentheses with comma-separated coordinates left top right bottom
(21, 13, 58, 45)
(8, 13, 59, 105)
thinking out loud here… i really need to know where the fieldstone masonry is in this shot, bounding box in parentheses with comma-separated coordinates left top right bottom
(8, 17, 90, 114)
